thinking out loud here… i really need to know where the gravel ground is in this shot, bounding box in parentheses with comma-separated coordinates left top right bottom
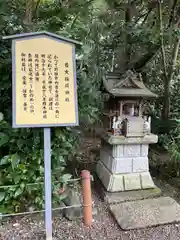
(1, 177, 180, 240)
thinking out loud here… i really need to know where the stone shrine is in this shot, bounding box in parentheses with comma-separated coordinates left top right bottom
(96, 70, 158, 192)
(96, 71, 180, 232)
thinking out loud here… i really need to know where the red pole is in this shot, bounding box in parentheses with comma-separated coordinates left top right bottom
(81, 170, 92, 227)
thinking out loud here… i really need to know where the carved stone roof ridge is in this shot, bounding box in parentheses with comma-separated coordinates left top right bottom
(103, 70, 157, 98)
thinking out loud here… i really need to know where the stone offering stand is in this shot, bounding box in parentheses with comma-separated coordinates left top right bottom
(96, 134, 158, 192)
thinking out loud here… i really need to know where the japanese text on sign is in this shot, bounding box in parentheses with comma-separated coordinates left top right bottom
(14, 37, 78, 127)
(20, 53, 72, 119)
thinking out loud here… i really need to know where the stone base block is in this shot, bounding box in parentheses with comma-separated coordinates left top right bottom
(94, 174, 161, 204)
(96, 161, 156, 192)
(124, 173, 141, 190)
(101, 149, 149, 174)
(100, 141, 151, 174)
(96, 160, 124, 192)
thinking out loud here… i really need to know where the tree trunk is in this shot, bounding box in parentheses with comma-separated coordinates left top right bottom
(24, 0, 33, 25)
(162, 79, 171, 120)
(24, 0, 41, 31)
(124, 1, 136, 69)
(124, 5, 131, 67)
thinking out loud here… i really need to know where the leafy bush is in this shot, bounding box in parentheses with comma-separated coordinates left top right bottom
(168, 127, 180, 163)
(0, 119, 82, 213)
(158, 133, 172, 150)
(158, 126, 180, 176)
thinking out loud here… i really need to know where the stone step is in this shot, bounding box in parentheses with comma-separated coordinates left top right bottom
(104, 188, 162, 204)
(110, 197, 180, 230)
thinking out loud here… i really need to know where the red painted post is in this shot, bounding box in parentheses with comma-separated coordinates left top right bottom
(81, 170, 92, 227)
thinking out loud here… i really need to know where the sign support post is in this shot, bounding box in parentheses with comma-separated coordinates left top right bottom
(44, 127, 52, 240)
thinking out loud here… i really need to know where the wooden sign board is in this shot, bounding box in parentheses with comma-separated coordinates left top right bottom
(9, 32, 79, 128)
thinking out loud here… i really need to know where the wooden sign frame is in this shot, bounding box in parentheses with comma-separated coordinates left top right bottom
(4, 31, 81, 128)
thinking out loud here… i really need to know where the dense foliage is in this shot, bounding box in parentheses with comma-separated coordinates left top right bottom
(0, 0, 102, 213)
(1, 0, 180, 213)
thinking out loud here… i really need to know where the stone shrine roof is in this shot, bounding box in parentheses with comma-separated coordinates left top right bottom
(103, 70, 157, 98)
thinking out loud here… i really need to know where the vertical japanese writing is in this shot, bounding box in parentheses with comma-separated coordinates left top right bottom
(19, 43, 75, 125)
(41, 54, 47, 119)
(41, 54, 46, 76)
(48, 54, 53, 94)
(35, 53, 39, 81)
(54, 55, 59, 118)
(28, 53, 34, 114)
(21, 53, 27, 112)
(64, 62, 70, 103)
(48, 54, 53, 111)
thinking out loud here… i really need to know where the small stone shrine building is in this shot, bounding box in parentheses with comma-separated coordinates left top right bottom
(96, 70, 158, 192)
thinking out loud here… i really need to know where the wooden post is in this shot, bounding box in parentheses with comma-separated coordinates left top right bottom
(44, 128, 52, 240)
(81, 170, 92, 227)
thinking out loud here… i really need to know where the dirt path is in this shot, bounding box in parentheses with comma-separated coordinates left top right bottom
(1, 177, 180, 240)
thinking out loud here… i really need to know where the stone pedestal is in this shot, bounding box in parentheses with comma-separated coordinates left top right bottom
(96, 133, 158, 192)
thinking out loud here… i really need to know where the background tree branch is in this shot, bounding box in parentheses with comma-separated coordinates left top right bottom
(168, 38, 180, 82)
(168, 0, 177, 28)
(158, 0, 168, 79)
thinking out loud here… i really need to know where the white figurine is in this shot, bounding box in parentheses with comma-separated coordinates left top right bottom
(114, 116, 121, 128)
(113, 116, 122, 135)
(144, 116, 151, 134)
(112, 116, 116, 130)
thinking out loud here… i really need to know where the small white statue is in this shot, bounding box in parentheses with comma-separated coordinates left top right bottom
(115, 116, 122, 128)
(144, 116, 151, 134)
(148, 116, 151, 126)
(112, 116, 116, 130)
(113, 116, 122, 135)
